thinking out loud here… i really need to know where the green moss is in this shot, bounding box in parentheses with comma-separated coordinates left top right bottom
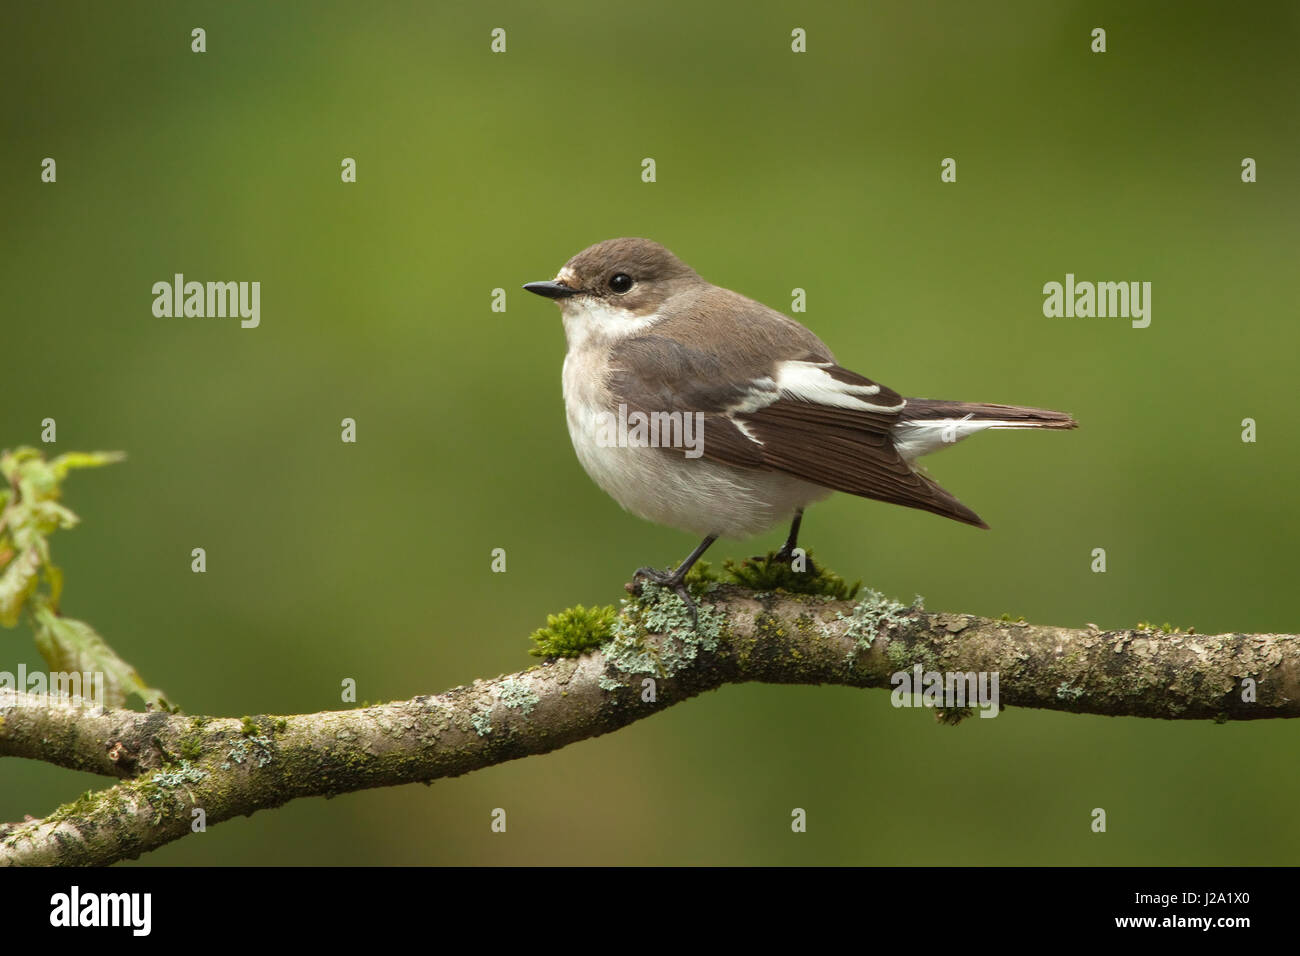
(886, 639, 912, 668)
(45, 788, 101, 825)
(529, 604, 618, 658)
(179, 737, 203, 761)
(721, 550, 860, 600)
(683, 559, 720, 594)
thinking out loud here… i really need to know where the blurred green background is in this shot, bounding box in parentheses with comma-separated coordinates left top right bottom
(3, 0, 1298, 864)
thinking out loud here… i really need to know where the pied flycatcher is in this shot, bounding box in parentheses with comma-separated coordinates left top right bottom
(525, 238, 1076, 617)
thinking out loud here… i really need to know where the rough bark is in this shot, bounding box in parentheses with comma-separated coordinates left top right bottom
(2, 585, 1295, 865)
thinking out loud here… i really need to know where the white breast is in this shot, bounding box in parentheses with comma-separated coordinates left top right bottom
(561, 345, 829, 539)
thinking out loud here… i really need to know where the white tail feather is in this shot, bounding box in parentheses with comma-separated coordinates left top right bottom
(892, 417, 1047, 461)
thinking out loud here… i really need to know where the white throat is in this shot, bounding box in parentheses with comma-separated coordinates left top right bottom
(559, 297, 662, 353)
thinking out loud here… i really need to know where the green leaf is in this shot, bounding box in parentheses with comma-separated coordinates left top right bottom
(0, 548, 41, 628)
(0, 445, 169, 708)
(32, 605, 170, 710)
(49, 450, 127, 480)
(0, 445, 126, 624)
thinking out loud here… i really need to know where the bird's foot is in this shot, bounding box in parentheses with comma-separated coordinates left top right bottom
(627, 566, 699, 628)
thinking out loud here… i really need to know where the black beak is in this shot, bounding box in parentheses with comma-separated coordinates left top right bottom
(523, 280, 580, 300)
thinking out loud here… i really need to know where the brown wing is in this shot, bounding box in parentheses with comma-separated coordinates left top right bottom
(607, 330, 987, 528)
(727, 397, 987, 527)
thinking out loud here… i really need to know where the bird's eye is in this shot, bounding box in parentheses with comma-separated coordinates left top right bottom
(608, 273, 634, 294)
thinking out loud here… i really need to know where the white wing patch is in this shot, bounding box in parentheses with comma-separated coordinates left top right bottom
(726, 376, 777, 414)
(731, 417, 764, 443)
(721, 362, 905, 448)
(724, 376, 777, 445)
(773, 361, 904, 413)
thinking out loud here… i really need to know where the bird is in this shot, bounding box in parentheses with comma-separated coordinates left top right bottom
(524, 238, 1076, 620)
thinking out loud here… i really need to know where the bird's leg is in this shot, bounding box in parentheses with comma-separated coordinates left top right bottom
(770, 509, 816, 574)
(631, 534, 718, 627)
(773, 510, 804, 563)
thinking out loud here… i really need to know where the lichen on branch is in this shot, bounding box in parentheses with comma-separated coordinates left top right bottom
(3, 573, 1297, 866)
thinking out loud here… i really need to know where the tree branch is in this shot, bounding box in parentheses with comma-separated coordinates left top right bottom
(3, 584, 1296, 865)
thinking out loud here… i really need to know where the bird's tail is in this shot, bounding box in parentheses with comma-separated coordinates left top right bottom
(901, 399, 1078, 428)
(892, 399, 1078, 463)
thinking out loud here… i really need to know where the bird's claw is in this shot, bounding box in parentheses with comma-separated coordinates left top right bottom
(628, 567, 700, 628)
